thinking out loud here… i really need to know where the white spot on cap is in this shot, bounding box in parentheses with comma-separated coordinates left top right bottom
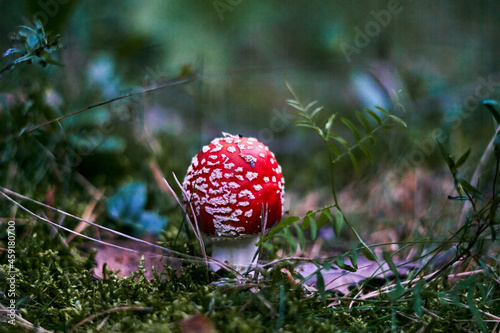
(224, 162, 235, 169)
(235, 167, 243, 172)
(205, 206, 232, 215)
(207, 160, 220, 166)
(272, 176, 276, 182)
(202, 146, 210, 153)
(238, 201, 250, 206)
(263, 177, 270, 183)
(201, 167, 211, 174)
(228, 182, 240, 189)
(240, 153, 257, 164)
(224, 173, 233, 178)
(209, 155, 218, 160)
(239, 189, 255, 199)
(210, 143, 223, 152)
(259, 153, 265, 158)
(245, 210, 253, 218)
(236, 175, 244, 181)
(253, 184, 263, 191)
(191, 156, 199, 168)
(246, 171, 258, 181)
(227, 146, 236, 153)
(194, 183, 208, 193)
(210, 168, 223, 181)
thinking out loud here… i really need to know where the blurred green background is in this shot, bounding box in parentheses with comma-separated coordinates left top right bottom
(1, 0, 499, 238)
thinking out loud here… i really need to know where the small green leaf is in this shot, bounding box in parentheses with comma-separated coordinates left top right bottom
(361, 245, 377, 262)
(334, 256, 357, 272)
(326, 141, 340, 156)
(301, 212, 312, 230)
(257, 216, 301, 244)
(305, 100, 319, 112)
(287, 102, 303, 112)
(375, 106, 390, 116)
(333, 208, 343, 237)
(283, 227, 297, 252)
(349, 249, 358, 269)
(358, 142, 374, 164)
(295, 122, 317, 129)
(455, 148, 471, 168)
(294, 223, 305, 251)
(310, 106, 324, 119)
(365, 109, 382, 125)
(325, 114, 336, 133)
(356, 110, 373, 133)
(437, 141, 456, 170)
(341, 118, 361, 141)
(309, 217, 317, 240)
(381, 123, 394, 130)
(316, 210, 330, 229)
(382, 251, 399, 277)
(388, 115, 407, 127)
(347, 151, 360, 177)
(316, 268, 326, 302)
(458, 178, 483, 199)
(368, 134, 376, 146)
(330, 135, 349, 149)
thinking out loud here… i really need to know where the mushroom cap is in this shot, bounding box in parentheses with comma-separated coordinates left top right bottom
(182, 133, 285, 238)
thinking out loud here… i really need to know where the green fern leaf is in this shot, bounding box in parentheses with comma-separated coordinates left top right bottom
(309, 217, 318, 240)
(330, 135, 349, 149)
(389, 115, 407, 127)
(365, 109, 382, 125)
(333, 207, 343, 237)
(310, 106, 324, 119)
(317, 209, 331, 229)
(296, 123, 317, 129)
(356, 110, 373, 133)
(305, 100, 318, 112)
(294, 223, 306, 251)
(375, 106, 390, 116)
(347, 151, 360, 177)
(301, 211, 314, 230)
(325, 114, 336, 134)
(358, 142, 374, 164)
(326, 141, 340, 156)
(368, 134, 376, 146)
(341, 118, 361, 141)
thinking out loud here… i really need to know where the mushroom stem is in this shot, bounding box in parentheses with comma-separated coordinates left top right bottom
(210, 235, 261, 272)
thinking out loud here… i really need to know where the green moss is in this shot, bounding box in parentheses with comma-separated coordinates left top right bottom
(1, 220, 498, 333)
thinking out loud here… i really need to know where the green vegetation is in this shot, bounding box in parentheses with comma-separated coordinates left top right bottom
(1, 2, 500, 332)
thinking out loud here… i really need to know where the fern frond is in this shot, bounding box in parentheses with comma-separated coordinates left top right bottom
(356, 110, 373, 133)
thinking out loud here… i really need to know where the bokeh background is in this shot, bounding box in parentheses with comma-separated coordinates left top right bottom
(1, 0, 500, 246)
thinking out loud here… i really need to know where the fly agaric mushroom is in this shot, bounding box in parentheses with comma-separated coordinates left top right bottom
(182, 133, 285, 271)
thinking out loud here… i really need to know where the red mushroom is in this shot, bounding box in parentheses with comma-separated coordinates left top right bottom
(182, 133, 285, 271)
